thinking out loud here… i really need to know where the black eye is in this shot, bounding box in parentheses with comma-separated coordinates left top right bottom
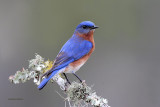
(82, 25, 87, 29)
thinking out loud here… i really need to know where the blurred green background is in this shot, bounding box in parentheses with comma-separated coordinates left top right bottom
(1, 0, 160, 107)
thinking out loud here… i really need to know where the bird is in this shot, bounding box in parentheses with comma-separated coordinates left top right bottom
(38, 21, 98, 90)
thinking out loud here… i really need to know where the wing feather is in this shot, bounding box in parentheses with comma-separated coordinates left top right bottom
(43, 36, 93, 77)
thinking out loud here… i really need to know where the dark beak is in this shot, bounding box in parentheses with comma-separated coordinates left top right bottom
(91, 26, 99, 29)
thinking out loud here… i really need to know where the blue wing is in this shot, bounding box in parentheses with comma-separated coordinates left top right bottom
(44, 35, 93, 77)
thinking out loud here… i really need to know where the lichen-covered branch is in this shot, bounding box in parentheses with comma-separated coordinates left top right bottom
(9, 54, 110, 107)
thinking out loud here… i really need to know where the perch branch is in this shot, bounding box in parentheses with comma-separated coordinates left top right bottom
(9, 54, 110, 107)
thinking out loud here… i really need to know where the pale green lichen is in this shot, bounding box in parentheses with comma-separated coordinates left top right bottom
(9, 54, 50, 85)
(66, 81, 110, 107)
(28, 53, 45, 73)
(9, 68, 31, 84)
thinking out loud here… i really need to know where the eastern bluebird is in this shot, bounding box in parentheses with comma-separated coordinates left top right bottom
(38, 21, 98, 90)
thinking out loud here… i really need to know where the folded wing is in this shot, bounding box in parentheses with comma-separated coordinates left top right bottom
(43, 36, 93, 77)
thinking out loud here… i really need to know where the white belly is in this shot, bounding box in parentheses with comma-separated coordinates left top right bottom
(64, 61, 85, 73)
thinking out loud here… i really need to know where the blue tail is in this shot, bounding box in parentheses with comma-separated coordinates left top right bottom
(38, 69, 59, 90)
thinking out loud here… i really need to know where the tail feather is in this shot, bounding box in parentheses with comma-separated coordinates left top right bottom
(38, 78, 49, 90)
(37, 69, 59, 90)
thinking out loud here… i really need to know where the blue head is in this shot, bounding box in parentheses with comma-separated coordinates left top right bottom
(75, 21, 98, 34)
